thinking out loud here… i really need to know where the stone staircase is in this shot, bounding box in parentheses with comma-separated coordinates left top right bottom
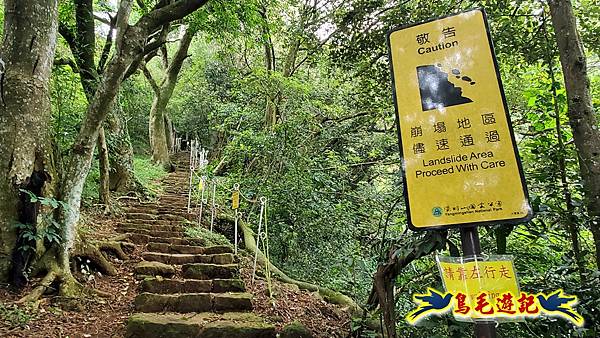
(123, 153, 275, 338)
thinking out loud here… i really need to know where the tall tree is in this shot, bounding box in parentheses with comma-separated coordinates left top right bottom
(59, 0, 137, 197)
(548, 0, 600, 269)
(144, 26, 195, 169)
(0, 0, 59, 282)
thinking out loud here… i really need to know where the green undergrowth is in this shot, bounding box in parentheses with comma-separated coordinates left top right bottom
(134, 156, 168, 198)
(0, 302, 34, 329)
(183, 222, 231, 247)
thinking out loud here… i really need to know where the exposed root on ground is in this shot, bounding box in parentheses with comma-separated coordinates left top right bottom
(95, 240, 134, 260)
(220, 213, 376, 328)
(16, 234, 126, 305)
(74, 239, 118, 276)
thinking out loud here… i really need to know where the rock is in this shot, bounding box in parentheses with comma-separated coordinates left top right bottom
(134, 261, 175, 277)
(280, 321, 313, 338)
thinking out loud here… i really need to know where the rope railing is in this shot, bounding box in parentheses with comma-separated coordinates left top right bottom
(183, 148, 273, 296)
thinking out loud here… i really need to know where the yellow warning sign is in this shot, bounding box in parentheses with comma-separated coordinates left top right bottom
(232, 190, 240, 210)
(437, 256, 520, 321)
(387, 9, 531, 229)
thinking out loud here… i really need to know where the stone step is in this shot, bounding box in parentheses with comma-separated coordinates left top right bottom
(182, 263, 238, 280)
(134, 292, 253, 313)
(126, 207, 190, 216)
(126, 312, 276, 338)
(121, 228, 184, 238)
(123, 218, 186, 226)
(140, 278, 245, 294)
(117, 224, 184, 232)
(129, 234, 205, 246)
(134, 261, 176, 277)
(147, 243, 232, 255)
(126, 213, 188, 222)
(142, 252, 234, 265)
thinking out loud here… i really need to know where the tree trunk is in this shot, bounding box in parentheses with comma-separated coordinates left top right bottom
(106, 100, 136, 191)
(0, 0, 58, 282)
(149, 94, 171, 168)
(148, 27, 194, 169)
(97, 126, 110, 208)
(549, 0, 600, 269)
(165, 115, 174, 153)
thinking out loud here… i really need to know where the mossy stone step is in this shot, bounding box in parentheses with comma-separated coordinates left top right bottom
(143, 252, 234, 265)
(182, 263, 238, 280)
(147, 243, 232, 255)
(129, 234, 205, 246)
(121, 228, 184, 238)
(134, 261, 176, 277)
(117, 223, 183, 232)
(126, 212, 159, 220)
(140, 278, 245, 294)
(126, 312, 276, 338)
(123, 219, 186, 226)
(134, 292, 253, 313)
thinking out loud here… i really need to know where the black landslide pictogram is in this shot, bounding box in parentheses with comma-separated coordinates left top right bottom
(417, 65, 474, 111)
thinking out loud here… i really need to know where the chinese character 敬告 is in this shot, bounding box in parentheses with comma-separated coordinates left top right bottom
(442, 26, 456, 39)
(416, 33, 430, 45)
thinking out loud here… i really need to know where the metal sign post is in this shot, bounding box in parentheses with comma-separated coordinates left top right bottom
(387, 8, 532, 337)
(460, 226, 498, 338)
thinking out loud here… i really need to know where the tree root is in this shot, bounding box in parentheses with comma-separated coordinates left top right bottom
(58, 272, 110, 299)
(17, 259, 110, 305)
(73, 240, 118, 276)
(16, 267, 59, 304)
(95, 240, 134, 260)
(223, 213, 379, 331)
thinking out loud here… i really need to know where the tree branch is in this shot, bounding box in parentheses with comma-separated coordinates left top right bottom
(53, 57, 80, 73)
(142, 63, 160, 95)
(97, 15, 116, 74)
(136, 0, 209, 32)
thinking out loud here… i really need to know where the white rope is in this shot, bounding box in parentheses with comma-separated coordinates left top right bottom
(210, 178, 216, 232)
(198, 175, 206, 224)
(252, 196, 267, 284)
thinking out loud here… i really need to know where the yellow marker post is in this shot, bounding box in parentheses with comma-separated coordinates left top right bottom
(232, 183, 240, 254)
(232, 189, 240, 210)
(387, 8, 532, 230)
